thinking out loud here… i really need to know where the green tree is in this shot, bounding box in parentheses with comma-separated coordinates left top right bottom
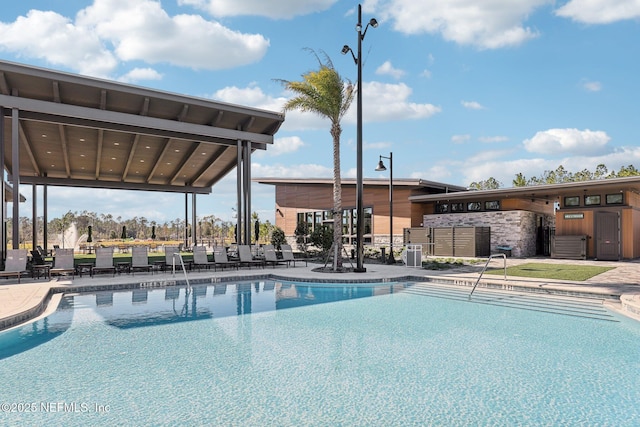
(270, 227, 286, 251)
(294, 222, 310, 254)
(309, 225, 333, 253)
(512, 173, 527, 187)
(277, 50, 354, 271)
(469, 177, 502, 190)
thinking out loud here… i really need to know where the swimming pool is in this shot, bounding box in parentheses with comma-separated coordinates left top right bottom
(1, 280, 639, 426)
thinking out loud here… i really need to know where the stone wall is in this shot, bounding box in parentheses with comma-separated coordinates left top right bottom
(422, 211, 554, 257)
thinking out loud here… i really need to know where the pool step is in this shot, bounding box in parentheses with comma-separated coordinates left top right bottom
(404, 283, 617, 322)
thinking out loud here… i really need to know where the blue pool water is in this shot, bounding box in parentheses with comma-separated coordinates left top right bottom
(0, 280, 639, 426)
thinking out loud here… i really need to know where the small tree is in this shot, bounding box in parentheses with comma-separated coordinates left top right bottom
(270, 227, 286, 250)
(294, 222, 310, 253)
(309, 225, 333, 254)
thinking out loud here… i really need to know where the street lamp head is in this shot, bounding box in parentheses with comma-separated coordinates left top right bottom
(341, 45, 351, 55)
(369, 18, 378, 28)
(375, 159, 387, 172)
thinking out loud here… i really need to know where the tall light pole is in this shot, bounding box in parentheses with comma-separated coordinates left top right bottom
(375, 152, 394, 263)
(342, 4, 378, 272)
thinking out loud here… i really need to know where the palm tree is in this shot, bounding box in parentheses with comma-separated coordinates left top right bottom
(277, 50, 354, 270)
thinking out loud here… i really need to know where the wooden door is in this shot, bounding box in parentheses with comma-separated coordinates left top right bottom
(595, 212, 620, 260)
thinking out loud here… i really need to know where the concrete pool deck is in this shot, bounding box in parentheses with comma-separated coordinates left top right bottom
(1, 256, 639, 331)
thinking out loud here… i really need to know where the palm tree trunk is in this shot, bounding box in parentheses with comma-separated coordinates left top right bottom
(332, 124, 343, 270)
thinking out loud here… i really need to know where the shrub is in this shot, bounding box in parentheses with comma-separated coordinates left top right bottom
(270, 227, 286, 250)
(294, 222, 309, 253)
(309, 225, 333, 253)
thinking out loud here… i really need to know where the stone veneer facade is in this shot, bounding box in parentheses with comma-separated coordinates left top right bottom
(422, 210, 555, 257)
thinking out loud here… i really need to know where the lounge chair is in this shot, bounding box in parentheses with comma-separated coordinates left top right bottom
(238, 245, 265, 269)
(50, 248, 76, 279)
(213, 247, 239, 271)
(262, 244, 289, 268)
(92, 247, 116, 276)
(281, 244, 307, 267)
(131, 246, 153, 275)
(163, 246, 180, 272)
(0, 249, 29, 283)
(192, 246, 215, 271)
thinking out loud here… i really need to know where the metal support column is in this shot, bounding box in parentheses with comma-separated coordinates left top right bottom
(192, 193, 197, 247)
(11, 108, 19, 250)
(236, 139, 243, 244)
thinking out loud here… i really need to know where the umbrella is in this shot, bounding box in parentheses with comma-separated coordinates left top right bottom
(121, 225, 127, 240)
(87, 225, 93, 243)
(151, 225, 156, 240)
(254, 220, 260, 243)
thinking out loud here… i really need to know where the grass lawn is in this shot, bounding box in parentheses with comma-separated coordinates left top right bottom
(484, 262, 615, 281)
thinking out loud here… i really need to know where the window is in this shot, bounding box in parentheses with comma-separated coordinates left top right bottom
(564, 196, 580, 207)
(467, 202, 481, 211)
(451, 203, 464, 212)
(484, 200, 500, 210)
(363, 207, 372, 234)
(584, 195, 601, 206)
(606, 193, 623, 205)
(435, 203, 448, 213)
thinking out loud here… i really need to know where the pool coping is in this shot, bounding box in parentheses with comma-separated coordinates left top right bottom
(2, 266, 638, 332)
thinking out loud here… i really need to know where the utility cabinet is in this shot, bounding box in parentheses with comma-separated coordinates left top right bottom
(404, 226, 490, 257)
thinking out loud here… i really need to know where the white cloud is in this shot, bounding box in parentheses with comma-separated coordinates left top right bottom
(555, 0, 640, 24)
(265, 136, 305, 156)
(78, 0, 269, 70)
(118, 67, 163, 83)
(252, 162, 332, 178)
(582, 80, 602, 92)
(372, 0, 551, 49)
(0, 0, 269, 76)
(0, 10, 117, 77)
(178, 0, 338, 19)
(523, 128, 611, 155)
(349, 81, 441, 123)
(479, 136, 509, 143)
(376, 61, 406, 79)
(451, 134, 471, 144)
(461, 100, 485, 110)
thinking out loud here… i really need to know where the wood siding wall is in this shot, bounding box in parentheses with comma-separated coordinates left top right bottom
(273, 184, 415, 239)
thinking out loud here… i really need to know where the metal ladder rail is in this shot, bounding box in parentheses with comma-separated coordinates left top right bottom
(171, 252, 191, 291)
(469, 253, 506, 299)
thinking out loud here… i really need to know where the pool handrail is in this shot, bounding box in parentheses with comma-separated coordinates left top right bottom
(469, 253, 507, 299)
(171, 252, 191, 291)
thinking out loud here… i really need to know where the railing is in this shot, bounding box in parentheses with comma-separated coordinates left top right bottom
(468, 253, 507, 299)
(171, 252, 191, 291)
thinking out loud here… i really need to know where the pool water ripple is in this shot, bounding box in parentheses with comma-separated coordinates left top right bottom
(0, 280, 638, 426)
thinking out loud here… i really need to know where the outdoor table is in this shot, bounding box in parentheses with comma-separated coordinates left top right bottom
(32, 264, 51, 280)
(116, 262, 131, 275)
(77, 262, 94, 278)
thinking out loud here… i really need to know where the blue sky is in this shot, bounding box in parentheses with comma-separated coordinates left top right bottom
(1, 0, 639, 225)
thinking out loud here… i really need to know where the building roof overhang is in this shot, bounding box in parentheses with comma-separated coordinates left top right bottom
(408, 176, 640, 203)
(1, 60, 285, 194)
(254, 177, 468, 192)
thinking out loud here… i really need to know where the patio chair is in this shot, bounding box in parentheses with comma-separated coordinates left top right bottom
(92, 246, 116, 276)
(131, 246, 153, 275)
(0, 249, 29, 283)
(213, 247, 239, 271)
(238, 245, 265, 269)
(262, 244, 289, 268)
(281, 244, 307, 267)
(163, 246, 180, 272)
(50, 248, 76, 279)
(192, 246, 215, 271)
(31, 249, 52, 266)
